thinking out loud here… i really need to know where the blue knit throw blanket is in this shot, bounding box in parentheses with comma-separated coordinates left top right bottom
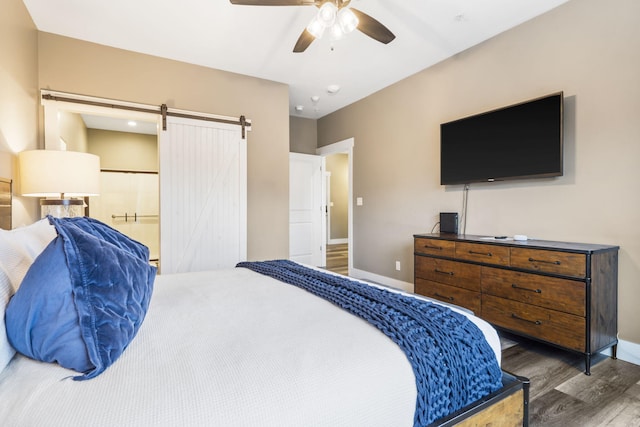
(237, 260, 502, 426)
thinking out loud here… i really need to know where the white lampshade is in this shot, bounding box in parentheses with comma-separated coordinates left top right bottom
(19, 150, 101, 197)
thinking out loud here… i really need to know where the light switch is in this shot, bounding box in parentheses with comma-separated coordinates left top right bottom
(356, 197, 363, 206)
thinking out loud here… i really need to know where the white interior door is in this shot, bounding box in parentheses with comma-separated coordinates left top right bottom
(159, 116, 247, 274)
(289, 153, 324, 266)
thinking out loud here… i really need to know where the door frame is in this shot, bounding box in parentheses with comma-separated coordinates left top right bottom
(316, 137, 354, 274)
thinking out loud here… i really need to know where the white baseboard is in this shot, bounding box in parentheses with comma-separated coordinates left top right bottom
(328, 238, 348, 245)
(601, 339, 640, 366)
(350, 268, 640, 368)
(350, 268, 414, 293)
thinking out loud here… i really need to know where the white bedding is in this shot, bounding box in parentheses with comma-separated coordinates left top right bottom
(0, 266, 500, 426)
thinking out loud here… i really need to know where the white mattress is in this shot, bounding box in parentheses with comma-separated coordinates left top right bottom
(0, 267, 500, 426)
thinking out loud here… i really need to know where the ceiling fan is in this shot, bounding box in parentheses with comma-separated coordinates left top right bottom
(229, 0, 395, 53)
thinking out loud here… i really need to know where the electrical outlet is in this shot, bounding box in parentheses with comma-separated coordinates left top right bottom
(395, 261, 401, 271)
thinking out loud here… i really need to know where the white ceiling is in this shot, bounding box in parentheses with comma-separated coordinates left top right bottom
(24, 0, 569, 120)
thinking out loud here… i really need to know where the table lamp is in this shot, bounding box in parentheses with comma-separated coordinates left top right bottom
(18, 150, 100, 218)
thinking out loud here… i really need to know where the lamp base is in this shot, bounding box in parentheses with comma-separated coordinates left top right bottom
(40, 199, 85, 218)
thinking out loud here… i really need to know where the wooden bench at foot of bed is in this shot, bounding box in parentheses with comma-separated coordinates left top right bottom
(430, 371, 530, 427)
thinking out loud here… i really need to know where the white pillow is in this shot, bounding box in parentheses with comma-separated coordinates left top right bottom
(0, 218, 57, 373)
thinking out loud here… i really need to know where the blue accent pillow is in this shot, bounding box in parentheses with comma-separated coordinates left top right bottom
(6, 216, 156, 380)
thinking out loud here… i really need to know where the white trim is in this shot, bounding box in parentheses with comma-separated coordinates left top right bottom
(350, 267, 414, 294)
(324, 170, 331, 245)
(601, 339, 640, 366)
(320, 158, 327, 265)
(328, 238, 348, 245)
(316, 138, 354, 273)
(316, 138, 353, 155)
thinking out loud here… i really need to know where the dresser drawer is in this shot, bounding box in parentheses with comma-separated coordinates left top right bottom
(481, 267, 586, 316)
(455, 242, 510, 266)
(414, 238, 455, 257)
(415, 256, 481, 291)
(510, 247, 586, 278)
(415, 278, 481, 314)
(482, 294, 585, 352)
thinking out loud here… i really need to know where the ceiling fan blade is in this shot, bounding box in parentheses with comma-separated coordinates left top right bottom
(229, 0, 315, 5)
(293, 29, 315, 53)
(350, 7, 396, 44)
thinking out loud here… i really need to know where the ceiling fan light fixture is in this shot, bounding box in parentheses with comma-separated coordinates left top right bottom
(317, 2, 337, 27)
(306, 16, 325, 38)
(329, 23, 345, 41)
(337, 8, 358, 34)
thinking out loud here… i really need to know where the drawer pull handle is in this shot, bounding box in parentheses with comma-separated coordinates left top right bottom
(435, 269, 454, 276)
(423, 245, 443, 250)
(434, 293, 454, 302)
(511, 283, 542, 294)
(528, 257, 561, 265)
(469, 250, 492, 257)
(511, 313, 542, 325)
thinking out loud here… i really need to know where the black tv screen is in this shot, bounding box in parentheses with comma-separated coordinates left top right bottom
(440, 92, 563, 185)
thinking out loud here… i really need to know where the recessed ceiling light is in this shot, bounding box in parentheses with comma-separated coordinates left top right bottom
(327, 84, 341, 94)
(295, 105, 304, 112)
(128, 121, 137, 127)
(311, 95, 320, 103)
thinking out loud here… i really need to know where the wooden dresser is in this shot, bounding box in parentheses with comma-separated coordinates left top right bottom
(414, 233, 618, 375)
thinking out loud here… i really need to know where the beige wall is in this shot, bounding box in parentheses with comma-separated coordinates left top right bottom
(318, 0, 640, 344)
(0, 0, 39, 226)
(87, 129, 157, 172)
(326, 153, 348, 240)
(290, 116, 317, 154)
(37, 33, 290, 261)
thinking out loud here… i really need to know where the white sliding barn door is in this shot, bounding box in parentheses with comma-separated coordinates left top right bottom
(159, 116, 247, 274)
(289, 153, 324, 266)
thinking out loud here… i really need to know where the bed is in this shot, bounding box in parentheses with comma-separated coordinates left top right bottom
(0, 188, 528, 426)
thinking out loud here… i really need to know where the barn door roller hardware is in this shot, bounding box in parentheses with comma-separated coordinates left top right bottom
(42, 93, 251, 139)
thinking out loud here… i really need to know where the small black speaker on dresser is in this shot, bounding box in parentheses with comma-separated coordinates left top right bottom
(440, 212, 459, 234)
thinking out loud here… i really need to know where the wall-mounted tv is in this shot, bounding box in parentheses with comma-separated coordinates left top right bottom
(440, 92, 563, 185)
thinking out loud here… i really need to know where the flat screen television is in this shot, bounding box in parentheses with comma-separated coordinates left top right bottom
(440, 92, 563, 185)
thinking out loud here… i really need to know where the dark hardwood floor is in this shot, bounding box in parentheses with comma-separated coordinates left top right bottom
(500, 333, 640, 426)
(325, 244, 640, 426)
